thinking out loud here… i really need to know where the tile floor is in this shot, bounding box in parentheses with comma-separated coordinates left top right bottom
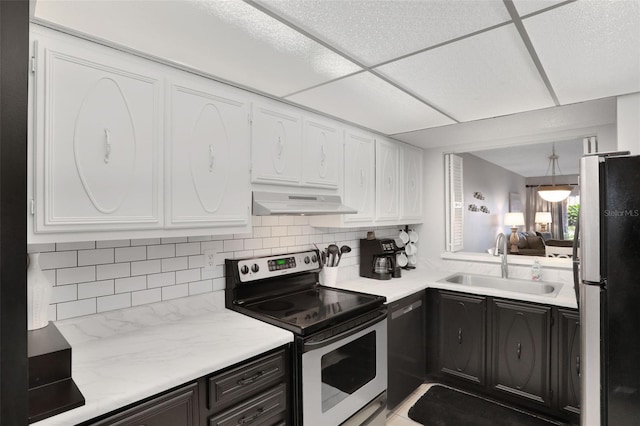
(386, 383, 435, 425)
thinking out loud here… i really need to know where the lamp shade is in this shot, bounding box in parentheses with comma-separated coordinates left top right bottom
(535, 211, 553, 224)
(504, 212, 525, 227)
(538, 185, 572, 202)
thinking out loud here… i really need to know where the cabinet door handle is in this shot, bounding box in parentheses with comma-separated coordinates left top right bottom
(236, 367, 279, 386)
(104, 129, 111, 164)
(238, 407, 264, 424)
(457, 328, 462, 344)
(517, 342, 522, 359)
(360, 169, 365, 186)
(277, 136, 284, 158)
(320, 143, 326, 165)
(576, 355, 581, 376)
(387, 175, 393, 186)
(209, 144, 215, 172)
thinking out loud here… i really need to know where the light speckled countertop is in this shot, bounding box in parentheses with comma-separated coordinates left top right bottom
(34, 292, 293, 426)
(330, 267, 578, 308)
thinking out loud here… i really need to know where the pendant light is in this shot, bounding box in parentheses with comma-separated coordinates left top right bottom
(538, 144, 572, 202)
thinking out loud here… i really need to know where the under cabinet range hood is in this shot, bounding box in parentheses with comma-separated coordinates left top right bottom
(252, 191, 357, 216)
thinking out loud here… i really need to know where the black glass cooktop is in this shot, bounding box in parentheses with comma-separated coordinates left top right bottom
(243, 286, 384, 335)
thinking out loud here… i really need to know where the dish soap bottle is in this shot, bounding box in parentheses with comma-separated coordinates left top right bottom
(531, 260, 542, 281)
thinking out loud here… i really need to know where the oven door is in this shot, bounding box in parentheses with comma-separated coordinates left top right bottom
(301, 311, 387, 426)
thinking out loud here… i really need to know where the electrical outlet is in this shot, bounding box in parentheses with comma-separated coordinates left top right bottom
(204, 249, 216, 272)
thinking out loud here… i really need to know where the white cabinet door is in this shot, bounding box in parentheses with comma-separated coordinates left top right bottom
(301, 118, 342, 189)
(32, 28, 162, 234)
(166, 75, 250, 229)
(344, 131, 375, 223)
(251, 103, 302, 185)
(400, 144, 423, 222)
(375, 139, 400, 222)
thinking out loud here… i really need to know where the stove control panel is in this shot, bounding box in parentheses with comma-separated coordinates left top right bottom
(234, 250, 320, 282)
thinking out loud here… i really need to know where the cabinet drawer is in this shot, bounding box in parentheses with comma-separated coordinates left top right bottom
(88, 382, 198, 426)
(208, 350, 285, 411)
(208, 384, 287, 426)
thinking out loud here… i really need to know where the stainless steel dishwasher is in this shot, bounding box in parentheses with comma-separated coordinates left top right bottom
(387, 292, 426, 409)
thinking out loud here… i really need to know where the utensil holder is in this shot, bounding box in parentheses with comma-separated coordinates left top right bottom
(320, 266, 339, 286)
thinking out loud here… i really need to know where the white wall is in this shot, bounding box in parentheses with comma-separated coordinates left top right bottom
(617, 93, 640, 154)
(461, 153, 526, 253)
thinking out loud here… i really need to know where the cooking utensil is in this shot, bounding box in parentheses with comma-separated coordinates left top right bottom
(327, 244, 340, 267)
(336, 245, 351, 266)
(321, 251, 326, 267)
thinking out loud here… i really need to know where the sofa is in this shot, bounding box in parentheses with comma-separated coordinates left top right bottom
(509, 231, 573, 256)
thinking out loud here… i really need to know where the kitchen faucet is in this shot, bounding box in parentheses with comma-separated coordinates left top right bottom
(493, 233, 509, 278)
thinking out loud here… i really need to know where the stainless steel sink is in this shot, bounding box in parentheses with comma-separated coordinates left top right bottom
(438, 273, 563, 297)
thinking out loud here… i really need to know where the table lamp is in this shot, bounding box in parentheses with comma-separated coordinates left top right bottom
(535, 211, 552, 232)
(504, 212, 525, 253)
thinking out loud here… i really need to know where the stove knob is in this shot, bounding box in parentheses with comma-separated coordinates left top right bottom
(251, 264, 260, 273)
(311, 254, 318, 263)
(304, 256, 310, 264)
(240, 265, 249, 275)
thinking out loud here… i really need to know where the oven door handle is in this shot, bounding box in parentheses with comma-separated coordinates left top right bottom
(303, 310, 386, 352)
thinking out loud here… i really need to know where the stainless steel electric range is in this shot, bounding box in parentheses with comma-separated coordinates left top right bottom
(226, 250, 388, 426)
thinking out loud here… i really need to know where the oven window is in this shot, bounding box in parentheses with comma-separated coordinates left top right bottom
(320, 331, 376, 412)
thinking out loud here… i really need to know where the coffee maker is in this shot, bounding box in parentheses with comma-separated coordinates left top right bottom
(360, 238, 401, 280)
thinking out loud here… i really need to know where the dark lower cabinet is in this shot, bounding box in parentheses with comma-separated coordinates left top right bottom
(438, 291, 486, 385)
(429, 289, 580, 424)
(88, 382, 199, 426)
(558, 308, 581, 420)
(491, 299, 552, 407)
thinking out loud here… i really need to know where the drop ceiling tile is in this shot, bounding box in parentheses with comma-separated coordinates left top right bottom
(523, 0, 640, 104)
(34, 0, 361, 97)
(377, 24, 555, 122)
(286, 72, 455, 134)
(254, 0, 511, 66)
(511, 0, 569, 17)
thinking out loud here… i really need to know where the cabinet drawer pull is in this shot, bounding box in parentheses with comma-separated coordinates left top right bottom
(104, 128, 111, 164)
(576, 355, 580, 376)
(277, 136, 284, 158)
(209, 144, 215, 171)
(320, 143, 326, 165)
(238, 407, 264, 424)
(457, 328, 462, 344)
(517, 342, 522, 359)
(236, 367, 279, 386)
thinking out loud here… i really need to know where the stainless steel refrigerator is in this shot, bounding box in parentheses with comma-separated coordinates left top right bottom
(578, 152, 640, 426)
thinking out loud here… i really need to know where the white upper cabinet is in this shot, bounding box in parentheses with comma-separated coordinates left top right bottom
(400, 143, 424, 221)
(301, 118, 342, 189)
(343, 130, 376, 223)
(251, 102, 302, 186)
(375, 139, 400, 222)
(166, 73, 251, 229)
(30, 27, 162, 237)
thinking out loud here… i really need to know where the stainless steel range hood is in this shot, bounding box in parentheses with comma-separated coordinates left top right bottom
(252, 191, 357, 216)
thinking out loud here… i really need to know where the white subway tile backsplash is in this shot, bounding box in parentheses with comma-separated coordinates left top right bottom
(97, 293, 131, 313)
(161, 256, 188, 272)
(176, 242, 200, 257)
(96, 239, 131, 248)
(223, 239, 243, 252)
(148, 272, 176, 288)
(78, 248, 114, 266)
(131, 259, 161, 276)
(40, 251, 77, 270)
(57, 299, 96, 320)
(78, 280, 114, 299)
(115, 276, 147, 293)
(189, 280, 213, 295)
(115, 246, 147, 263)
(96, 263, 130, 280)
(56, 241, 95, 251)
(132, 238, 161, 247)
(57, 266, 95, 285)
(176, 268, 200, 284)
(132, 288, 162, 306)
(51, 284, 77, 303)
(162, 284, 188, 300)
(148, 244, 176, 259)
(43, 217, 398, 321)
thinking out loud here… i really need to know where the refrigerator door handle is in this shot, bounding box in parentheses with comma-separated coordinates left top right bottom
(572, 216, 580, 307)
(579, 155, 602, 283)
